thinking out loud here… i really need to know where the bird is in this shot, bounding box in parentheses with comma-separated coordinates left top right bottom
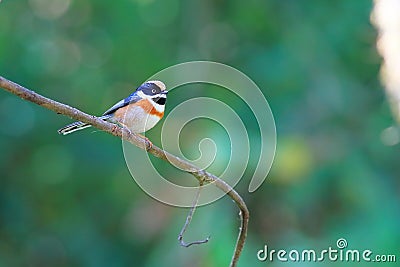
(58, 80, 168, 136)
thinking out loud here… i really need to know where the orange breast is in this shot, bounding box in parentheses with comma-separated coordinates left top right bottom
(114, 99, 164, 119)
(136, 99, 164, 118)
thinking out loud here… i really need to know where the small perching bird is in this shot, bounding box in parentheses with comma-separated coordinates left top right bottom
(58, 80, 168, 135)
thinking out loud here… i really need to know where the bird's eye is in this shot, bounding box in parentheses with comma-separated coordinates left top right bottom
(152, 89, 156, 93)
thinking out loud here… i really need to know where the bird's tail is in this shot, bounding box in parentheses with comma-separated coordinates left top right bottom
(58, 115, 111, 135)
(58, 121, 91, 135)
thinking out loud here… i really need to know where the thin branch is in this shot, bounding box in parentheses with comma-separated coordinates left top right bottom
(0, 75, 249, 267)
(178, 182, 210, 247)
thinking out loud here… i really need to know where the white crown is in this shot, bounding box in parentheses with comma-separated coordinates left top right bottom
(147, 80, 166, 91)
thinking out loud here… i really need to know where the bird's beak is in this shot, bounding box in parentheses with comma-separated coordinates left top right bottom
(163, 90, 169, 94)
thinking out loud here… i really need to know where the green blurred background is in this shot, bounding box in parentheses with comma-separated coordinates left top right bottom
(0, 0, 399, 266)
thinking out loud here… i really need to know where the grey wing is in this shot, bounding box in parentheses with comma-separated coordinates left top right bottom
(102, 93, 142, 116)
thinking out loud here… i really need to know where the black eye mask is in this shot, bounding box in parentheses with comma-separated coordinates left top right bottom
(141, 83, 161, 95)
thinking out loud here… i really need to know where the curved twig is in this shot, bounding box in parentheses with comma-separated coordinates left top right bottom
(178, 182, 210, 247)
(0, 76, 249, 267)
